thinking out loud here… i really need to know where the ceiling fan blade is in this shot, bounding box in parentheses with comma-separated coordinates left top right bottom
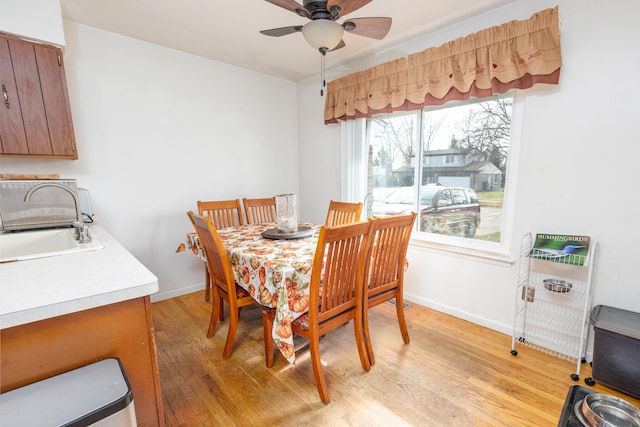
(327, 0, 372, 17)
(343, 17, 392, 40)
(264, 0, 310, 18)
(260, 25, 303, 37)
(330, 39, 346, 51)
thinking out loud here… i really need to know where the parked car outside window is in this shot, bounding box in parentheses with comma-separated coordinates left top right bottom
(371, 186, 481, 237)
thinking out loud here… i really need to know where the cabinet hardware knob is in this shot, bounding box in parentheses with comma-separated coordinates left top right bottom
(2, 84, 8, 108)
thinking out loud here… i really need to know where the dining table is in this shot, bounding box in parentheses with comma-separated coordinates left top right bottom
(180, 222, 321, 364)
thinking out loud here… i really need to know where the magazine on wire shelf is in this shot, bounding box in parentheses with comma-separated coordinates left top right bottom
(528, 233, 590, 266)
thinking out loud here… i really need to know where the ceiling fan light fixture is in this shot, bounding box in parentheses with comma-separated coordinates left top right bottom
(302, 19, 344, 52)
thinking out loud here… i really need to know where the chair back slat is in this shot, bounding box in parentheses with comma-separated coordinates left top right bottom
(243, 197, 277, 224)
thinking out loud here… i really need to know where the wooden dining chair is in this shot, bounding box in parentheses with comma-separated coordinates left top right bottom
(242, 197, 276, 224)
(187, 211, 257, 359)
(325, 200, 363, 226)
(261, 220, 375, 404)
(197, 199, 244, 301)
(363, 212, 416, 366)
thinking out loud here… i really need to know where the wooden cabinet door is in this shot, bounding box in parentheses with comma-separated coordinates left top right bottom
(0, 37, 30, 154)
(0, 34, 77, 159)
(5, 37, 52, 155)
(34, 43, 76, 157)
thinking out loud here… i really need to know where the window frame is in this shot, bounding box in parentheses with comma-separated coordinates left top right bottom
(344, 91, 525, 261)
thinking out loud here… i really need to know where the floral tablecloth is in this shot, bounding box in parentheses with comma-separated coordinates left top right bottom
(180, 223, 320, 364)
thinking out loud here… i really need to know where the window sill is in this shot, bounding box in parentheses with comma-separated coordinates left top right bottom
(408, 236, 514, 267)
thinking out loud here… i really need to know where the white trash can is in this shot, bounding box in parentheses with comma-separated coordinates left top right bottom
(0, 358, 136, 426)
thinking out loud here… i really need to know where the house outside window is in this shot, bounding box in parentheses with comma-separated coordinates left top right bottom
(365, 95, 513, 246)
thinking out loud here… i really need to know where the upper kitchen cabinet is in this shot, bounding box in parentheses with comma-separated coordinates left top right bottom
(0, 33, 77, 159)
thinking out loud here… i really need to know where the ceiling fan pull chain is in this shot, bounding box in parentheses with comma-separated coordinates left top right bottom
(320, 52, 325, 96)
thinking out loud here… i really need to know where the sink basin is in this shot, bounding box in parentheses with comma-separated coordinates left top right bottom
(0, 227, 104, 263)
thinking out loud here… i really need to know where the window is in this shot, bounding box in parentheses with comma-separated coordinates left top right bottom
(363, 94, 514, 247)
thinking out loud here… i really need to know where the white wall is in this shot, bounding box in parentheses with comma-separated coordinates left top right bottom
(0, 0, 65, 46)
(297, 0, 640, 337)
(0, 20, 299, 301)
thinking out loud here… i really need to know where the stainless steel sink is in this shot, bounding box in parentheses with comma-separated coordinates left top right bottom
(0, 228, 104, 262)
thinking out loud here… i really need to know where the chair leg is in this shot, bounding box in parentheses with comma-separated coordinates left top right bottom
(362, 307, 375, 367)
(204, 264, 210, 301)
(353, 311, 371, 372)
(396, 296, 410, 344)
(308, 333, 330, 404)
(261, 308, 275, 368)
(207, 287, 221, 338)
(222, 306, 239, 359)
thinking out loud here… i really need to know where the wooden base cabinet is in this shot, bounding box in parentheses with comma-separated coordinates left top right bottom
(1, 296, 165, 426)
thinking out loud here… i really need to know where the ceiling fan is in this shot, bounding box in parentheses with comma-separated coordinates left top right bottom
(260, 0, 392, 54)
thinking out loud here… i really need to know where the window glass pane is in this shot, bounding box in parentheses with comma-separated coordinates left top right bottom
(366, 96, 512, 244)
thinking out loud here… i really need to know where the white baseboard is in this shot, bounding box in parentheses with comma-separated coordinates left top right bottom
(151, 282, 205, 303)
(404, 291, 513, 337)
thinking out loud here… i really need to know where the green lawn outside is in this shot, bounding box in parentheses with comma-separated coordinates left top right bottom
(477, 189, 504, 207)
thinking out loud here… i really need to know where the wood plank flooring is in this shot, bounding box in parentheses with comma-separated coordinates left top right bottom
(152, 291, 639, 426)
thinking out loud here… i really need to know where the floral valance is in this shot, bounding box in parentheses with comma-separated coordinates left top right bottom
(324, 6, 561, 124)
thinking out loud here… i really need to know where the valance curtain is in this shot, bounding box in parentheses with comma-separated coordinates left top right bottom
(324, 6, 561, 124)
(324, 58, 407, 124)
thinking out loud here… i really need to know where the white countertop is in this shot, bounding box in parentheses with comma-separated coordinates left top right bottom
(0, 225, 158, 329)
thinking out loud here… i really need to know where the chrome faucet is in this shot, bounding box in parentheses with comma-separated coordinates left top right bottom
(24, 182, 91, 242)
(73, 221, 92, 243)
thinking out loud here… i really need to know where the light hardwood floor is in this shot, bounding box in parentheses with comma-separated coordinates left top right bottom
(152, 291, 639, 426)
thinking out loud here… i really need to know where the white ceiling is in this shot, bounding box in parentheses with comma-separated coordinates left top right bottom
(60, 0, 515, 82)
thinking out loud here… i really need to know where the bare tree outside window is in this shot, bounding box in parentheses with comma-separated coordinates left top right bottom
(449, 98, 512, 185)
(371, 115, 417, 187)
